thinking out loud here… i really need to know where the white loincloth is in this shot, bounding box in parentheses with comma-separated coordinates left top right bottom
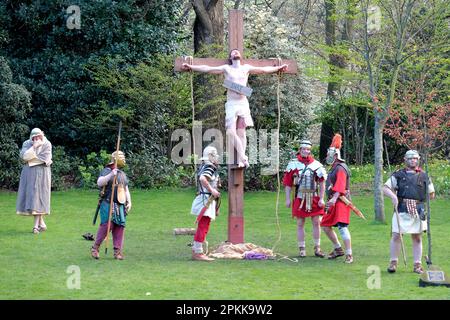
(225, 100, 254, 128)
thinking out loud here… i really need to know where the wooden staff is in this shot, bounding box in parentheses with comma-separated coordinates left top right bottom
(385, 140, 407, 267)
(394, 206, 408, 267)
(105, 121, 122, 254)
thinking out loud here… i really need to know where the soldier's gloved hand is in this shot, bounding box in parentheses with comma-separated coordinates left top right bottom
(326, 198, 336, 208)
(318, 198, 325, 208)
(126, 201, 132, 213)
(212, 189, 220, 198)
(392, 196, 398, 210)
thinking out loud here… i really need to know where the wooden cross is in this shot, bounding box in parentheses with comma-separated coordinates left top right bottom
(175, 9, 298, 244)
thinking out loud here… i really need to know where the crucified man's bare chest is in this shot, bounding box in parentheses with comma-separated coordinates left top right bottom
(225, 66, 249, 86)
(225, 66, 250, 100)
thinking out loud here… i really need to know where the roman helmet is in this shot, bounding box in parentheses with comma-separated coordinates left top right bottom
(200, 145, 219, 164)
(404, 149, 420, 160)
(298, 139, 312, 158)
(110, 150, 126, 168)
(326, 134, 344, 164)
(299, 140, 312, 148)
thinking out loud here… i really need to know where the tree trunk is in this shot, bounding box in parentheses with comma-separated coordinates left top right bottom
(193, 0, 224, 53)
(192, 0, 225, 129)
(324, 0, 338, 98)
(320, 0, 337, 161)
(374, 61, 401, 222)
(320, 0, 356, 161)
(342, 0, 357, 42)
(373, 113, 385, 223)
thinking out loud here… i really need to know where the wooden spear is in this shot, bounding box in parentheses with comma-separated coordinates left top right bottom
(105, 121, 122, 255)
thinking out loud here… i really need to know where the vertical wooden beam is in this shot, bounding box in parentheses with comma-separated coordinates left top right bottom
(227, 9, 245, 244)
(228, 157, 245, 244)
(228, 9, 244, 54)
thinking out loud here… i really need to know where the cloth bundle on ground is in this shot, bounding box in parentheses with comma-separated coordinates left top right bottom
(82, 232, 95, 241)
(173, 228, 196, 235)
(209, 242, 274, 260)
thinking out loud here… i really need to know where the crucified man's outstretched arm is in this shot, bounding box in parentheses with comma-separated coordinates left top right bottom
(181, 63, 226, 74)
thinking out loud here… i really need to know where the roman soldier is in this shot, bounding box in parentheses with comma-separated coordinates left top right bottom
(383, 149, 435, 274)
(321, 134, 354, 263)
(283, 140, 327, 257)
(190, 145, 221, 261)
(91, 151, 132, 260)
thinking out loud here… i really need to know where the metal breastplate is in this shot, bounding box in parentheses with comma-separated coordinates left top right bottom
(196, 164, 218, 194)
(326, 163, 350, 198)
(295, 165, 319, 212)
(296, 168, 317, 197)
(395, 170, 426, 201)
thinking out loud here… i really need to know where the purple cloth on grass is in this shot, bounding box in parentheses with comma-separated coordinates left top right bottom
(244, 251, 268, 260)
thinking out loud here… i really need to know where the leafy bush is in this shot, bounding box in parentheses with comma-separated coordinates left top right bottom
(0, 56, 31, 190)
(78, 150, 111, 189)
(51, 146, 80, 191)
(427, 159, 450, 197)
(126, 150, 191, 189)
(3, 0, 185, 155)
(0, 143, 22, 190)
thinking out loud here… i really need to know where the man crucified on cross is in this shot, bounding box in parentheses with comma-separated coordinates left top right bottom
(182, 49, 288, 168)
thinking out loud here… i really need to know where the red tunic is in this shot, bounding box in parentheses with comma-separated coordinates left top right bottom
(282, 155, 325, 218)
(321, 163, 351, 227)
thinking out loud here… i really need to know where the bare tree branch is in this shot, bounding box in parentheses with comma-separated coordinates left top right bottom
(181, 1, 193, 22)
(378, 1, 398, 31)
(297, 0, 313, 37)
(273, 0, 288, 16)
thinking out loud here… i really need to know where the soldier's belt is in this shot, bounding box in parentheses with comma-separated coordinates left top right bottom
(399, 198, 423, 204)
(196, 192, 212, 196)
(297, 190, 318, 197)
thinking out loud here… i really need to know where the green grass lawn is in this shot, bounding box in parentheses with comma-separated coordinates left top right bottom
(0, 189, 449, 300)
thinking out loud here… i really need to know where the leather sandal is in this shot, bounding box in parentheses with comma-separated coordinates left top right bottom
(327, 247, 345, 259)
(387, 260, 397, 273)
(38, 225, 47, 232)
(413, 262, 424, 274)
(192, 252, 215, 261)
(314, 246, 325, 258)
(114, 249, 124, 260)
(91, 246, 100, 259)
(344, 254, 353, 264)
(298, 247, 306, 258)
(32, 227, 40, 234)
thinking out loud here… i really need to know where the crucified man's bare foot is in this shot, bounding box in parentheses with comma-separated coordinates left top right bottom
(238, 156, 249, 168)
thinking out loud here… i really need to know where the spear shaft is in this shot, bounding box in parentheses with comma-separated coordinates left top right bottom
(105, 121, 122, 254)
